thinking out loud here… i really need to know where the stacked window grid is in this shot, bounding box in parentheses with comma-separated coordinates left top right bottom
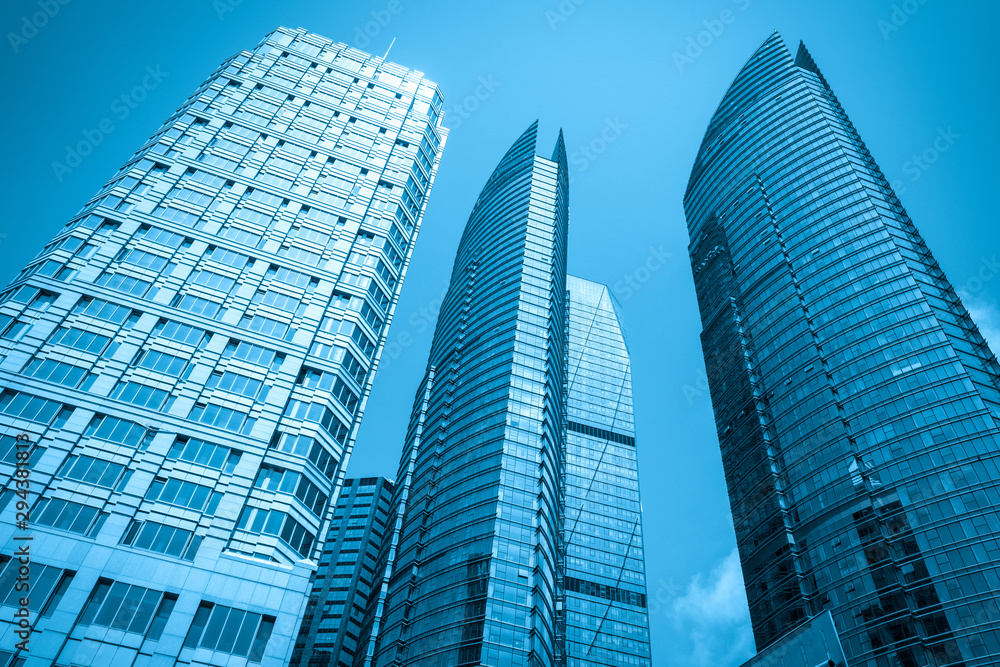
(373, 123, 568, 667)
(0, 26, 447, 667)
(685, 33, 1000, 666)
(563, 276, 652, 666)
(289, 477, 395, 667)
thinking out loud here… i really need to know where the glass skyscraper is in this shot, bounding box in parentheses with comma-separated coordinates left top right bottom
(564, 276, 652, 666)
(738, 610, 847, 667)
(341, 124, 651, 667)
(291, 477, 395, 667)
(0, 26, 445, 667)
(372, 121, 569, 666)
(686, 32, 1000, 666)
(349, 275, 654, 667)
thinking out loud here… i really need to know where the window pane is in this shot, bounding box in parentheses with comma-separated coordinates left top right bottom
(146, 594, 176, 641)
(68, 456, 91, 479)
(232, 611, 259, 656)
(94, 582, 129, 627)
(0, 561, 20, 606)
(216, 609, 246, 654)
(111, 585, 145, 630)
(52, 502, 76, 530)
(183, 602, 213, 648)
(174, 482, 195, 507)
(248, 616, 274, 662)
(41, 572, 74, 619)
(69, 505, 97, 533)
(190, 485, 210, 510)
(161, 479, 181, 504)
(127, 589, 160, 634)
(82, 459, 107, 484)
(201, 605, 231, 651)
(135, 523, 157, 550)
(27, 566, 60, 613)
(98, 463, 123, 488)
(150, 525, 173, 553)
(165, 528, 189, 557)
(79, 581, 111, 626)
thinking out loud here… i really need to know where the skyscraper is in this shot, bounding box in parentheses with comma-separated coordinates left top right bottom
(349, 275, 654, 667)
(372, 121, 570, 666)
(738, 610, 847, 667)
(564, 276, 652, 666)
(348, 124, 652, 667)
(686, 32, 1000, 666)
(0, 26, 446, 667)
(291, 477, 395, 667)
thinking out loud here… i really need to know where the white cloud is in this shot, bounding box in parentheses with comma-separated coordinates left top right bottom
(667, 549, 755, 667)
(958, 291, 1000, 356)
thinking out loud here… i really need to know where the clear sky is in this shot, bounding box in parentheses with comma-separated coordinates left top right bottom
(2, 1, 998, 664)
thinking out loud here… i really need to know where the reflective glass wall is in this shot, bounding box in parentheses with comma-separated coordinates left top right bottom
(0, 26, 446, 667)
(565, 276, 652, 666)
(291, 477, 395, 667)
(373, 122, 569, 666)
(686, 32, 1000, 666)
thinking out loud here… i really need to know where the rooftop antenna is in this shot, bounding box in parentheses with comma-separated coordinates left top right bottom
(383, 37, 396, 61)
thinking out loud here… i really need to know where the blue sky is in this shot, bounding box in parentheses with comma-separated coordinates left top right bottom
(2, 1, 998, 663)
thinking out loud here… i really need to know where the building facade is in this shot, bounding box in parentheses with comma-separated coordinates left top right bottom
(372, 121, 570, 666)
(291, 477, 395, 667)
(0, 26, 446, 667)
(738, 611, 848, 667)
(343, 126, 652, 667)
(686, 33, 1000, 666)
(564, 276, 652, 666)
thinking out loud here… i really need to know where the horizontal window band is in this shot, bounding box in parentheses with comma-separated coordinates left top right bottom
(565, 575, 646, 608)
(568, 420, 636, 447)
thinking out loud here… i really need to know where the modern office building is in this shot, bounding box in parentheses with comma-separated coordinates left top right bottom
(564, 276, 652, 666)
(291, 477, 395, 667)
(351, 423, 423, 667)
(349, 274, 654, 667)
(371, 121, 570, 666)
(686, 32, 1000, 666)
(347, 124, 652, 667)
(0, 26, 446, 667)
(738, 610, 848, 667)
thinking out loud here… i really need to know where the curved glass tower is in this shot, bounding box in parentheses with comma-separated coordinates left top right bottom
(373, 122, 569, 666)
(686, 33, 1000, 667)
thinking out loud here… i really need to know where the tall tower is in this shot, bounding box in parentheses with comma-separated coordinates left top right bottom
(291, 477, 395, 667)
(564, 276, 652, 665)
(0, 26, 446, 667)
(686, 33, 1000, 665)
(373, 122, 569, 666)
